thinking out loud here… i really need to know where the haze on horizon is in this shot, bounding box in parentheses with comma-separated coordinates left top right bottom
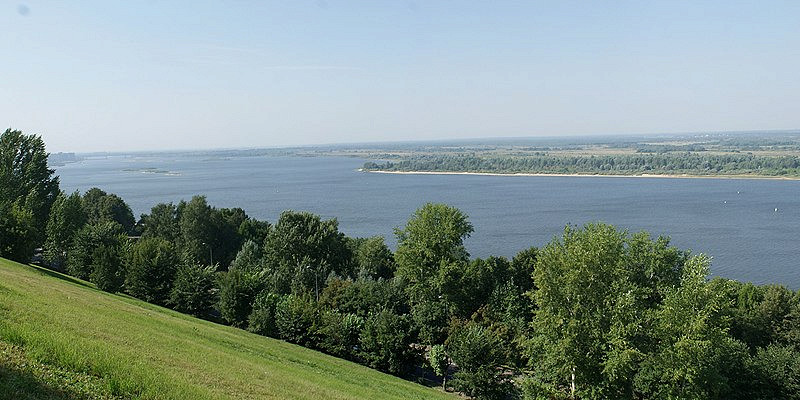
(2, 1, 799, 153)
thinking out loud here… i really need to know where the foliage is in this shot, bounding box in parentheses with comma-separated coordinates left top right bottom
(0, 202, 37, 263)
(0, 129, 60, 249)
(125, 237, 178, 305)
(446, 323, 512, 400)
(358, 310, 419, 376)
(139, 202, 180, 243)
(44, 191, 86, 269)
(319, 277, 409, 317)
(169, 263, 217, 318)
(82, 188, 135, 234)
(90, 243, 126, 293)
(217, 268, 261, 328)
(275, 294, 320, 346)
(429, 344, 449, 388)
(262, 211, 352, 294)
(353, 236, 395, 280)
(247, 291, 281, 337)
(66, 222, 127, 283)
(317, 311, 364, 359)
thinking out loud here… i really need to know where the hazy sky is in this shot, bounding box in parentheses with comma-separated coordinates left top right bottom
(2, 1, 799, 152)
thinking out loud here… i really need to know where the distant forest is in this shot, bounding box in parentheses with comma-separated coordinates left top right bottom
(363, 153, 800, 177)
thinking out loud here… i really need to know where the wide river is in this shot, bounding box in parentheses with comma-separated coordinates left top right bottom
(56, 154, 800, 288)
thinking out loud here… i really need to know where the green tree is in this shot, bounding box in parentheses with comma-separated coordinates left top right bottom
(429, 344, 449, 390)
(275, 293, 320, 346)
(67, 221, 127, 281)
(139, 202, 180, 243)
(125, 237, 178, 305)
(91, 243, 126, 293)
(82, 188, 135, 234)
(262, 211, 352, 295)
(217, 268, 261, 328)
(446, 323, 511, 400)
(354, 236, 395, 280)
(359, 310, 419, 376)
(318, 311, 364, 359)
(634, 255, 749, 400)
(530, 224, 687, 399)
(248, 291, 281, 337)
(44, 191, 87, 269)
(169, 263, 217, 318)
(394, 203, 473, 302)
(0, 129, 60, 259)
(0, 202, 37, 262)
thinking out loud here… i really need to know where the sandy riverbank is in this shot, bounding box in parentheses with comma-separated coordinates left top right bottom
(359, 169, 800, 181)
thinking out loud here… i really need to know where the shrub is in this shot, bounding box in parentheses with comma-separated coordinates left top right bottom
(446, 323, 511, 400)
(217, 269, 261, 328)
(248, 291, 281, 337)
(275, 294, 320, 346)
(318, 311, 364, 359)
(169, 263, 217, 318)
(125, 237, 178, 305)
(359, 310, 419, 376)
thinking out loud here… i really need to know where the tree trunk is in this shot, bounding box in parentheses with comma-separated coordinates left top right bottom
(571, 366, 576, 399)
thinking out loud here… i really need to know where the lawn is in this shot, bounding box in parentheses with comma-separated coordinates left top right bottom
(0, 257, 454, 399)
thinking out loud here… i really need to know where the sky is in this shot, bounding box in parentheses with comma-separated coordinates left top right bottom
(2, 1, 799, 152)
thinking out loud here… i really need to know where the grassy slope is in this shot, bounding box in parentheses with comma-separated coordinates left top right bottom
(0, 258, 453, 400)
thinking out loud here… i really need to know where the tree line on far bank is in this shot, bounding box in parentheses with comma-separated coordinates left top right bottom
(2, 128, 800, 400)
(363, 152, 800, 177)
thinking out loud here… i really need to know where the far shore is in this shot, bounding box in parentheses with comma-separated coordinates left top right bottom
(359, 169, 800, 181)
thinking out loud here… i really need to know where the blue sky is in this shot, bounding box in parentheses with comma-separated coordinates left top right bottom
(2, 1, 799, 152)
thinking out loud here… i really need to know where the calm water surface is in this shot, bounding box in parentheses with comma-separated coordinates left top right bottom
(56, 154, 800, 288)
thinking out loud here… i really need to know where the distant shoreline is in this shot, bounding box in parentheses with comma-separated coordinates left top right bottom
(360, 169, 800, 181)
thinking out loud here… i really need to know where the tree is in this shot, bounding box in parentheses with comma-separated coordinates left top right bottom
(125, 237, 178, 305)
(228, 240, 262, 273)
(395, 203, 473, 345)
(275, 293, 320, 346)
(177, 196, 245, 269)
(67, 221, 127, 281)
(394, 203, 473, 302)
(238, 218, 271, 246)
(44, 191, 86, 269)
(0, 202, 37, 262)
(91, 243, 126, 293)
(446, 323, 511, 400)
(169, 263, 217, 318)
(0, 129, 60, 258)
(217, 268, 261, 328)
(359, 310, 419, 376)
(139, 202, 180, 243)
(634, 255, 749, 400)
(248, 291, 281, 337)
(262, 211, 352, 295)
(354, 236, 395, 280)
(82, 188, 135, 234)
(429, 344, 449, 390)
(530, 224, 687, 399)
(318, 311, 364, 359)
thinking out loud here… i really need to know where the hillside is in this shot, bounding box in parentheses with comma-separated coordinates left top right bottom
(0, 258, 454, 400)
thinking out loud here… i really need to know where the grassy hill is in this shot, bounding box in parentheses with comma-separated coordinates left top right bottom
(0, 258, 454, 400)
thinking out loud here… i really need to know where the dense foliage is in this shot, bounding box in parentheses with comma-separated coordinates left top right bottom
(4, 129, 800, 399)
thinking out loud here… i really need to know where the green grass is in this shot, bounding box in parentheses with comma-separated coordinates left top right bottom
(0, 258, 454, 399)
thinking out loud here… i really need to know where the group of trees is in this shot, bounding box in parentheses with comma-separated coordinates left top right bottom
(364, 152, 800, 177)
(3, 128, 800, 399)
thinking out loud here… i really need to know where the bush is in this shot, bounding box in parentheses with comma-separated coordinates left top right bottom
(446, 323, 512, 400)
(359, 310, 419, 376)
(169, 263, 217, 318)
(318, 311, 364, 359)
(429, 344, 449, 389)
(248, 291, 281, 337)
(125, 237, 178, 305)
(275, 294, 320, 346)
(90, 243, 126, 293)
(217, 269, 261, 328)
(67, 221, 126, 281)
